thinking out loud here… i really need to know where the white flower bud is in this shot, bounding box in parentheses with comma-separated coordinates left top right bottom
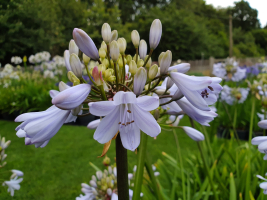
(111, 30, 118, 41)
(113, 167, 117, 177)
(158, 52, 165, 64)
(126, 55, 132, 65)
(90, 180, 97, 188)
(145, 55, 152, 68)
(99, 48, 106, 59)
(107, 188, 112, 196)
(137, 59, 144, 68)
(148, 64, 158, 79)
(92, 175, 97, 182)
(69, 53, 83, 78)
(101, 41, 107, 52)
(108, 166, 112, 174)
(129, 60, 137, 75)
(117, 38, 127, 53)
(59, 81, 70, 92)
(64, 50, 71, 71)
(69, 39, 79, 55)
(83, 53, 90, 64)
(154, 172, 160, 176)
(101, 23, 112, 43)
(131, 30, 140, 48)
(134, 67, 147, 96)
(182, 126, 204, 141)
(109, 41, 120, 61)
(139, 40, 147, 60)
(133, 165, 137, 172)
(118, 57, 123, 68)
(128, 173, 133, 180)
(160, 50, 172, 75)
(149, 19, 162, 50)
(96, 171, 103, 180)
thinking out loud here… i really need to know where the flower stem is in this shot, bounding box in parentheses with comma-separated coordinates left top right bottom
(143, 49, 153, 67)
(99, 85, 107, 100)
(114, 61, 119, 91)
(197, 142, 219, 200)
(249, 97, 256, 143)
(135, 48, 138, 63)
(122, 54, 126, 84)
(145, 154, 161, 200)
(116, 134, 129, 200)
(132, 132, 148, 200)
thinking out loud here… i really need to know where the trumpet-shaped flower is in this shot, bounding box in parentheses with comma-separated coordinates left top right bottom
(170, 72, 213, 111)
(89, 91, 160, 151)
(52, 84, 91, 110)
(3, 177, 23, 196)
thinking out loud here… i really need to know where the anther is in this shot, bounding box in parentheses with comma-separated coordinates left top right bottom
(201, 89, 209, 98)
(122, 123, 125, 125)
(127, 110, 131, 113)
(131, 120, 134, 123)
(118, 122, 121, 124)
(208, 86, 214, 91)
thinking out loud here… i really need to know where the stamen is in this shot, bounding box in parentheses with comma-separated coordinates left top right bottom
(201, 89, 209, 98)
(131, 120, 134, 123)
(208, 86, 214, 91)
(118, 122, 121, 124)
(127, 110, 131, 113)
(122, 123, 125, 125)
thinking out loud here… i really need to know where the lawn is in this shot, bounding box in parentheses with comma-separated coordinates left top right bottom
(0, 119, 199, 200)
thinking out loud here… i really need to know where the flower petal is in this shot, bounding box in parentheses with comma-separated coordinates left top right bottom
(136, 96, 159, 111)
(49, 90, 59, 98)
(181, 126, 204, 141)
(133, 105, 161, 137)
(113, 91, 137, 105)
(168, 63, 190, 73)
(120, 124, 140, 151)
(170, 72, 212, 90)
(252, 136, 267, 145)
(89, 101, 116, 116)
(87, 119, 101, 129)
(259, 120, 267, 129)
(93, 107, 120, 144)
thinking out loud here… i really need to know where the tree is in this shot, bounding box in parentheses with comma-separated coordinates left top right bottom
(229, 0, 260, 31)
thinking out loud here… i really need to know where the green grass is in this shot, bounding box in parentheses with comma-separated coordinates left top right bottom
(0, 119, 199, 200)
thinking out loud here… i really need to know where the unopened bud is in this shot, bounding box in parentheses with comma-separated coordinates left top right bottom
(101, 41, 107, 52)
(145, 55, 152, 68)
(92, 66, 103, 86)
(102, 59, 109, 68)
(59, 81, 70, 91)
(69, 39, 79, 55)
(107, 188, 112, 196)
(103, 156, 111, 166)
(104, 68, 113, 79)
(96, 171, 103, 180)
(110, 41, 120, 61)
(131, 30, 140, 48)
(129, 60, 137, 75)
(126, 55, 132, 65)
(149, 64, 158, 79)
(134, 67, 147, 96)
(98, 64, 106, 72)
(133, 54, 140, 62)
(101, 23, 112, 43)
(111, 30, 118, 41)
(117, 38, 127, 53)
(107, 75, 116, 82)
(118, 57, 123, 68)
(137, 59, 144, 68)
(83, 53, 90, 65)
(99, 48, 106, 59)
(23, 56, 27, 63)
(139, 40, 147, 60)
(160, 50, 172, 75)
(69, 53, 83, 78)
(158, 52, 165, 64)
(149, 19, 162, 50)
(67, 71, 80, 85)
(90, 180, 97, 188)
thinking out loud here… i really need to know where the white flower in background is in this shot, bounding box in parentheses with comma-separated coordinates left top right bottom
(53, 55, 65, 66)
(252, 135, 267, 160)
(256, 174, 267, 194)
(11, 170, 24, 177)
(212, 58, 246, 82)
(89, 91, 161, 151)
(43, 70, 55, 79)
(1, 137, 11, 150)
(2, 177, 23, 196)
(11, 56, 22, 65)
(221, 85, 249, 105)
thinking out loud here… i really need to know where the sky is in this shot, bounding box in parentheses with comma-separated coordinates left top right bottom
(205, 0, 267, 27)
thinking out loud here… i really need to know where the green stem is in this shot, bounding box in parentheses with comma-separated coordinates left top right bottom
(145, 154, 161, 200)
(107, 44, 111, 67)
(143, 49, 153, 68)
(143, 78, 162, 95)
(98, 85, 107, 100)
(249, 97, 256, 143)
(132, 133, 148, 200)
(122, 54, 126, 84)
(202, 126, 214, 162)
(85, 65, 97, 87)
(197, 142, 219, 200)
(135, 48, 138, 63)
(173, 128, 186, 200)
(116, 134, 129, 200)
(114, 61, 119, 91)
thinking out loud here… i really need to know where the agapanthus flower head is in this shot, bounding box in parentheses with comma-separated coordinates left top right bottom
(221, 85, 249, 105)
